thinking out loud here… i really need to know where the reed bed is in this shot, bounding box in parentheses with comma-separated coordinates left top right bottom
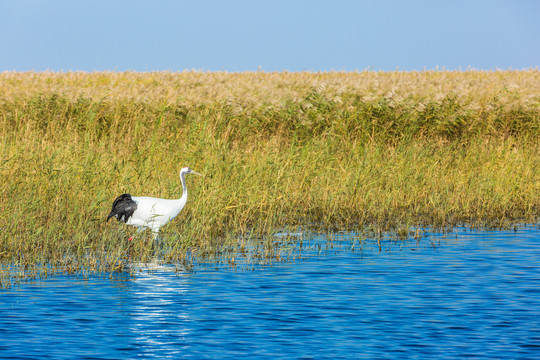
(1, 70, 539, 287)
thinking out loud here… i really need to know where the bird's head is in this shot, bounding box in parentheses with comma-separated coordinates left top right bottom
(180, 166, 203, 177)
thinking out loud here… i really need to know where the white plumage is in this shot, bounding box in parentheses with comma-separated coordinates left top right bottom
(107, 167, 202, 239)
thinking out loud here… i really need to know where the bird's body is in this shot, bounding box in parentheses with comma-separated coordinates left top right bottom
(107, 167, 202, 239)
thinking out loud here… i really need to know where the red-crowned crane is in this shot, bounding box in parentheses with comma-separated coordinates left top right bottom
(107, 167, 202, 239)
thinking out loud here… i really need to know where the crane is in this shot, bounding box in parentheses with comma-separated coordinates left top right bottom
(107, 167, 202, 240)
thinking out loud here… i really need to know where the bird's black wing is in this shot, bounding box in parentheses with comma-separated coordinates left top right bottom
(107, 193, 137, 223)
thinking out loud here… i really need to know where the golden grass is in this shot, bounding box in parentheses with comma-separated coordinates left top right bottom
(0, 70, 539, 287)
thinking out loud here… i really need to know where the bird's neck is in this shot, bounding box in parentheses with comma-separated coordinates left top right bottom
(179, 173, 188, 201)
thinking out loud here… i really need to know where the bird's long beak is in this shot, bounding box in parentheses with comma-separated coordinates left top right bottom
(191, 170, 203, 177)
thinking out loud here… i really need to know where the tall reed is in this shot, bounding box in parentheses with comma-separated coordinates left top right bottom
(1, 71, 539, 287)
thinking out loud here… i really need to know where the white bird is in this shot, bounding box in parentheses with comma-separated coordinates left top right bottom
(107, 167, 202, 239)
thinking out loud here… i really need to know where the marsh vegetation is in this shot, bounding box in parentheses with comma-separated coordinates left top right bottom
(1, 70, 539, 287)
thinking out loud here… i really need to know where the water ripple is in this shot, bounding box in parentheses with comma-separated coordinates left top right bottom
(1, 228, 540, 359)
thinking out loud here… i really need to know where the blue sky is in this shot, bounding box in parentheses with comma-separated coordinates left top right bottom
(1, 0, 538, 72)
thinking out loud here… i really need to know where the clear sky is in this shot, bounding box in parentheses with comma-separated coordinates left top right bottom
(1, 0, 538, 72)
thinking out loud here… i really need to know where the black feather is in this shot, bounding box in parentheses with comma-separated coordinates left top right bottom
(107, 194, 137, 223)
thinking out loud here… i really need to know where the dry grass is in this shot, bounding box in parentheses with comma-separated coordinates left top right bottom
(0, 70, 539, 287)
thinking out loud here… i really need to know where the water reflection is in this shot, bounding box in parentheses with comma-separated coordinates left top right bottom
(128, 267, 192, 358)
(1, 228, 539, 359)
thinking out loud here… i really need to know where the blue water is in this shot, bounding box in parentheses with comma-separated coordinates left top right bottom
(1, 228, 540, 359)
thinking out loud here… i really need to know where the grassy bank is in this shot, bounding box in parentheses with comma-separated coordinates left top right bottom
(1, 71, 539, 286)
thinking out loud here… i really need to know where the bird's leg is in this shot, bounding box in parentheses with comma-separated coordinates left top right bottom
(152, 231, 163, 251)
